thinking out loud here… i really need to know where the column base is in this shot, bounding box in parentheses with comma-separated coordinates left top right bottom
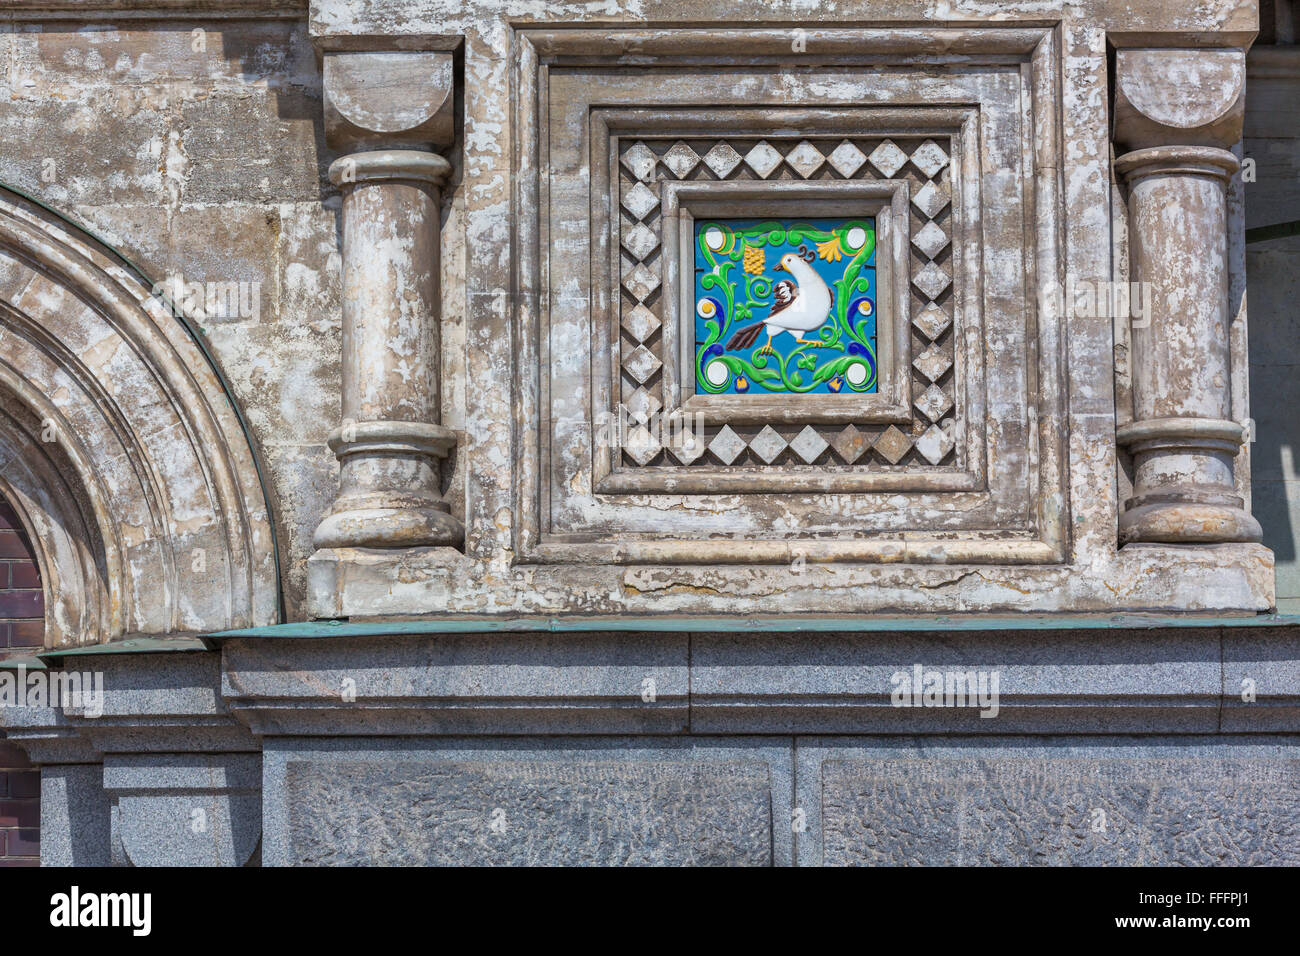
(1119, 499, 1263, 545)
(314, 419, 464, 549)
(313, 504, 464, 550)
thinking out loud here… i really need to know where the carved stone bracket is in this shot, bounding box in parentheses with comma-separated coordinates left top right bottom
(313, 51, 464, 550)
(1113, 48, 1261, 545)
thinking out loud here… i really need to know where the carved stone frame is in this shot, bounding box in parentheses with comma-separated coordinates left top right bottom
(659, 179, 912, 427)
(514, 26, 1066, 566)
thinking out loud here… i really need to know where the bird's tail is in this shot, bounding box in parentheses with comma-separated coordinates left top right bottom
(726, 322, 764, 351)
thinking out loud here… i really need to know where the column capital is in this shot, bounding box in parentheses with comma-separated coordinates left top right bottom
(1113, 48, 1245, 153)
(328, 148, 453, 188)
(322, 49, 456, 152)
(1113, 145, 1240, 184)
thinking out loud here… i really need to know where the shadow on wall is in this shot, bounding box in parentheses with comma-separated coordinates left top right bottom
(1246, 238, 1300, 602)
(1244, 37, 1300, 611)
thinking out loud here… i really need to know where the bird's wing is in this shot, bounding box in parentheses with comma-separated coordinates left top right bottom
(769, 280, 798, 318)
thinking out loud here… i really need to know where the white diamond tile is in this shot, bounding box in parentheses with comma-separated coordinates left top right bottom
(790, 425, 830, 463)
(910, 139, 950, 178)
(621, 221, 660, 260)
(709, 425, 747, 465)
(912, 180, 951, 218)
(912, 261, 952, 300)
(914, 383, 953, 422)
(624, 386, 662, 425)
(749, 425, 788, 463)
(622, 261, 660, 300)
(624, 424, 662, 466)
(667, 424, 707, 464)
(913, 344, 953, 382)
(703, 142, 743, 178)
(744, 141, 784, 178)
(914, 424, 956, 464)
(624, 344, 663, 384)
(785, 141, 825, 178)
(912, 304, 951, 341)
(868, 140, 908, 177)
(912, 220, 950, 259)
(621, 180, 660, 220)
(621, 142, 657, 183)
(661, 142, 700, 178)
(827, 140, 867, 177)
(621, 303, 661, 342)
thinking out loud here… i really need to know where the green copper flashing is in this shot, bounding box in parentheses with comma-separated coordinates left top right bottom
(31, 635, 212, 665)
(202, 612, 1300, 642)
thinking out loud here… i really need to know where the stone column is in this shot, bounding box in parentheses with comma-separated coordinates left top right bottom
(1112, 48, 1261, 545)
(313, 51, 464, 550)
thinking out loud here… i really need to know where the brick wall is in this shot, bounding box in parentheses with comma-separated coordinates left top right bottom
(0, 497, 42, 866)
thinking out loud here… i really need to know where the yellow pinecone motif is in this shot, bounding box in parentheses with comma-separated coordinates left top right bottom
(742, 244, 765, 275)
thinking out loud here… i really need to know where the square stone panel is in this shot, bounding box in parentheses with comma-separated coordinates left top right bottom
(624, 344, 663, 384)
(915, 383, 953, 422)
(749, 425, 789, 464)
(621, 142, 658, 182)
(704, 142, 744, 178)
(785, 141, 825, 178)
(662, 142, 701, 178)
(621, 180, 661, 220)
(913, 304, 952, 341)
(829, 424, 870, 463)
(621, 221, 660, 260)
(828, 140, 868, 177)
(708, 424, 748, 465)
(912, 261, 952, 300)
(912, 180, 951, 218)
(912, 221, 950, 259)
(745, 141, 784, 178)
(909, 139, 950, 178)
(790, 425, 830, 463)
(621, 303, 661, 342)
(914, 423, 956, 464)
(868, 140, 908, 177)
(872, 425, 913, 464)
(622, 260, 660, 300)
(913, 344, 953, 383)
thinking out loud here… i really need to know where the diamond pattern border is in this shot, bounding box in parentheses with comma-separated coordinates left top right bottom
(617, 135, 957, 468)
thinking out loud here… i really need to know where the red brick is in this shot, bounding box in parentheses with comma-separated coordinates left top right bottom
(0, 503, 18, 531)
(0, 800, 39, 828)
(8, 561, 39, 588)
(0, 591, 42, 617)
(0, 532, 33, 559)
(0, 742, 32, 769)
(8, 771, 38, 800)
(6, 619, 42, 647)
(8, 829, 38, 856)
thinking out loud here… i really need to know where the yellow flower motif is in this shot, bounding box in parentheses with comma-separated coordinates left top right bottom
(817, 238, 844, 262)
(742, 244, 765, 275)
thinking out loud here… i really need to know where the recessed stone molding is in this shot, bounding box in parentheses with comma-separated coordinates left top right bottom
(0, 188, 278, 645)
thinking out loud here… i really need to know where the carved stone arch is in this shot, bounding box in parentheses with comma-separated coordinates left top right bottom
(0, 187, 278, 646)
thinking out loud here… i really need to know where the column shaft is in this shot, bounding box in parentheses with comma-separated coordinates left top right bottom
(314, 149, 463, 550)
(1115, 146, 1260, 544)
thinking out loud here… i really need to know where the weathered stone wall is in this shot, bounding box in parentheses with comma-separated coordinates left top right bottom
(0, 13, 338, 620)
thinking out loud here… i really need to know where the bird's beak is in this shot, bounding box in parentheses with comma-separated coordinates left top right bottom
(773, 261, 785, 272)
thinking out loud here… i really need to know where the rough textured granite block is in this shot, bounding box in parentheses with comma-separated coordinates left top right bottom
(285, 758, 772, 866)
(818, 757, 1300, 866)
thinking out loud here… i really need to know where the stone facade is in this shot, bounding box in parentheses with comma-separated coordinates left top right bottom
(0, 0, 1297, 866)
